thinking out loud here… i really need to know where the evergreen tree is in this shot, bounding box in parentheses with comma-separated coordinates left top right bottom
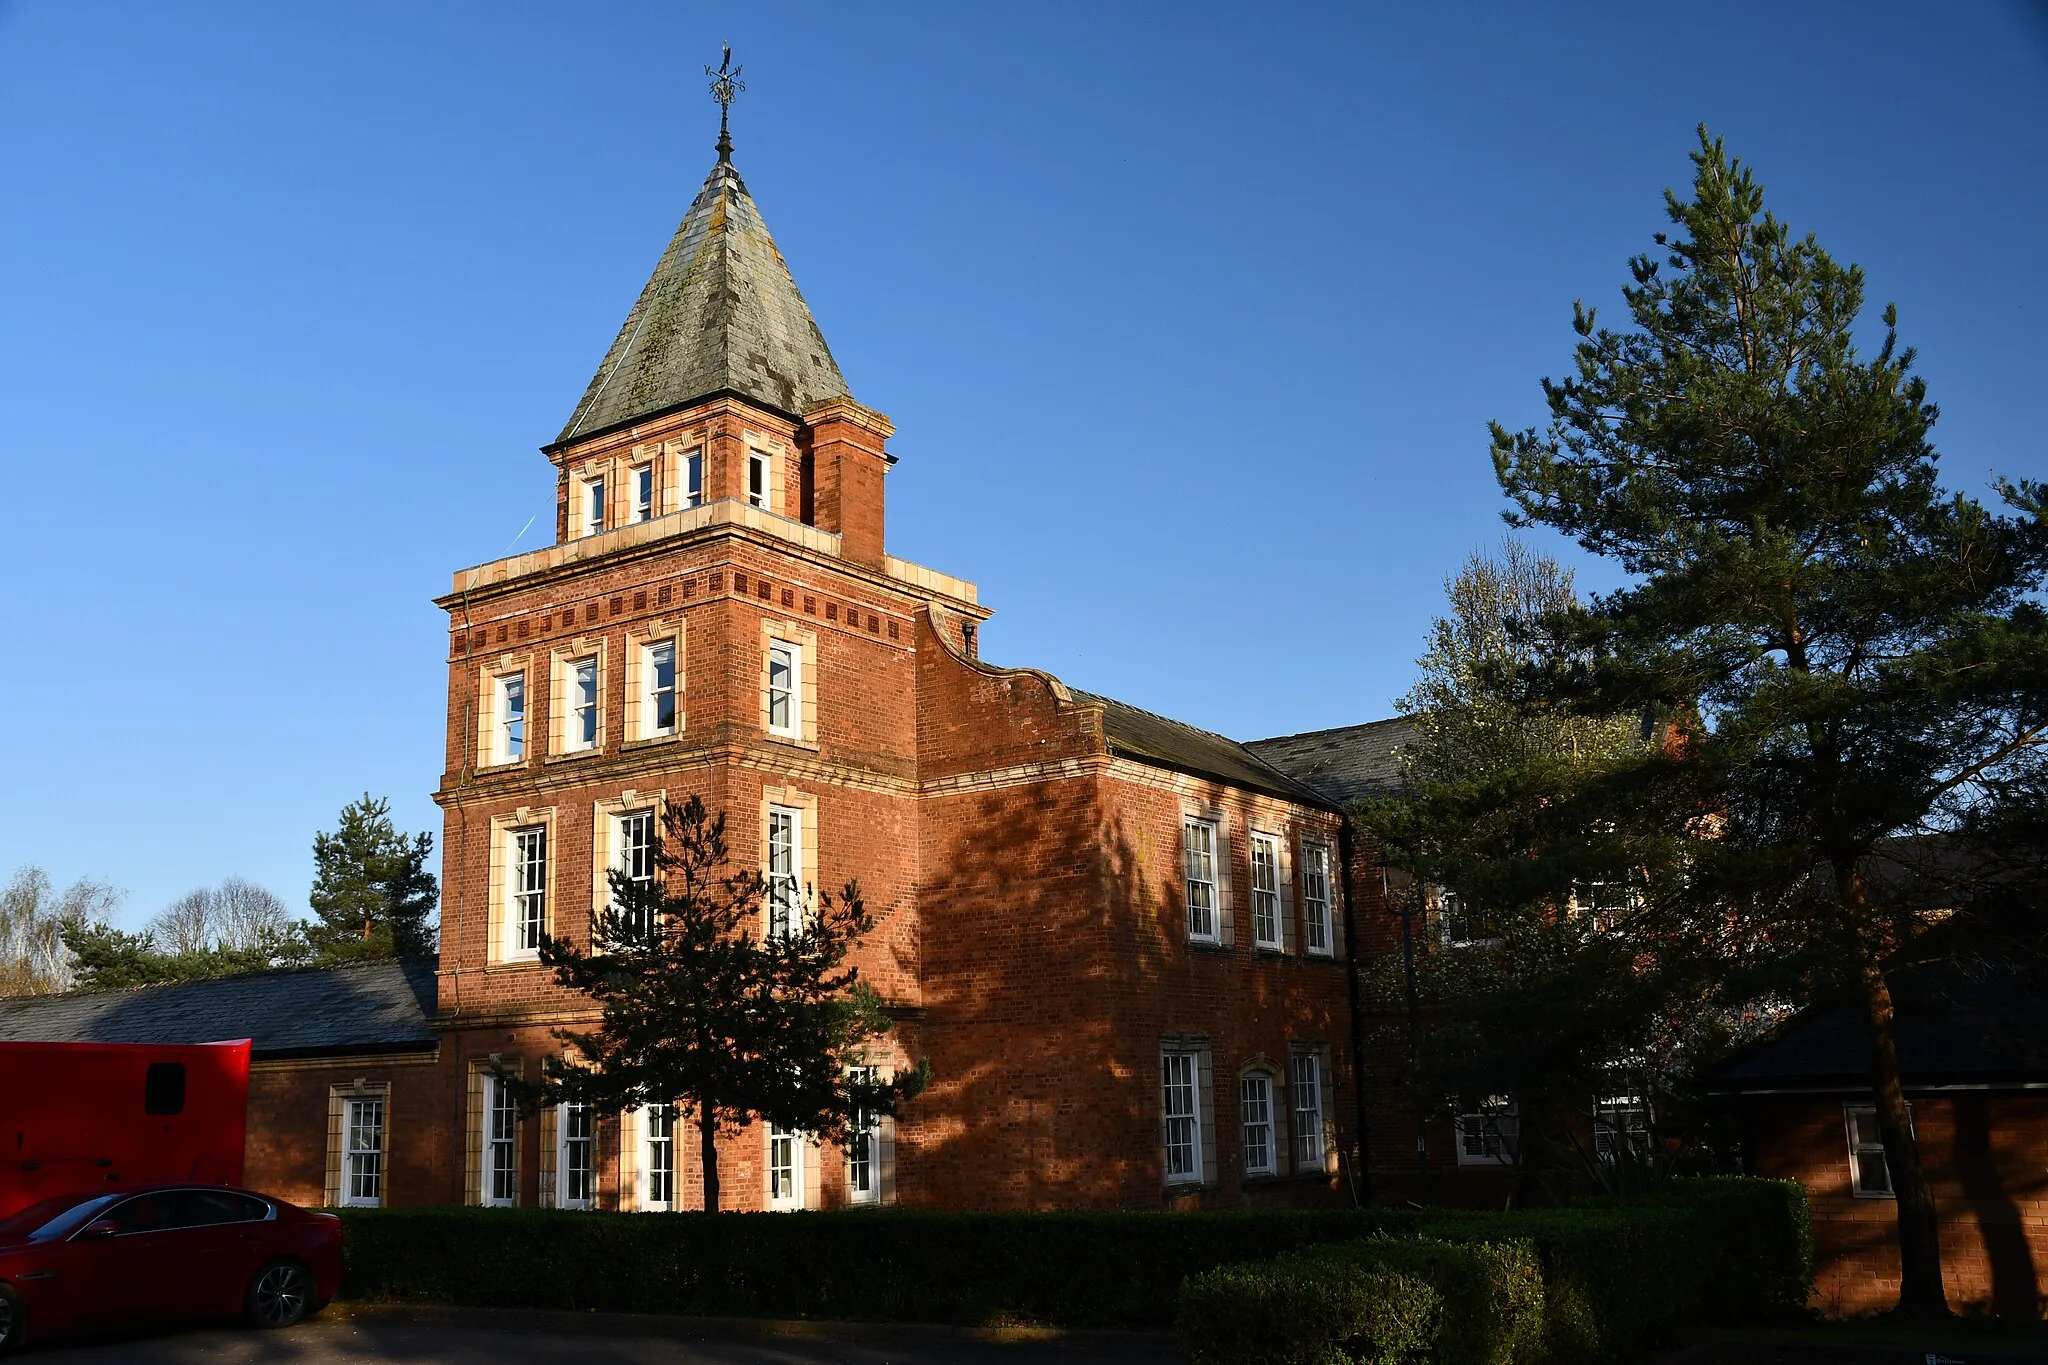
(508, 796, 927, 1212)
(307, 795, 438, 961)
(1359, 542, 1706, 1192)
(62, 917, 309, 991)
(1487, 129, 2048, 1316)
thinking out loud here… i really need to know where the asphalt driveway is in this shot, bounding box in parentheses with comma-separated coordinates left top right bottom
(33, 1305, 1185, 1364)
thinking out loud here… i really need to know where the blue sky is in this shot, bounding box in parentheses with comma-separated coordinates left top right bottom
(3, 2, 2044, 929)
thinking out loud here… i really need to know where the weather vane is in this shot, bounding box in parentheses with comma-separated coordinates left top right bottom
(706, 44, 744, 160)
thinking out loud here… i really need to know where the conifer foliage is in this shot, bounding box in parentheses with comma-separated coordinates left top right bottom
(1486, 129, 2048, 1316)
(510, 795, 926, 1212)
(307, 794, 439, 961)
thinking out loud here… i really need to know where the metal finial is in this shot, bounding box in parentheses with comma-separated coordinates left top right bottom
(706, 44, 744, 162)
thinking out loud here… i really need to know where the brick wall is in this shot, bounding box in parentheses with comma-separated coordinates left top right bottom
(1746, 1092, 2048, 1317)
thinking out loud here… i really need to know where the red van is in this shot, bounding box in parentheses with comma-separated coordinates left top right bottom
(0, 1041, 250, 1218)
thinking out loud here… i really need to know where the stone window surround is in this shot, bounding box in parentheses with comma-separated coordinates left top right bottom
(1236, 1057, 1285, 1180)
(590, 787, 668, 923)
(323, 1078, 391, 1208)
(466, 1055, 524, 1207)
(568, 439, 697, 536)
(760, 784, 820, 940)
(1181, 806, 1235, 948)
(623, 617, 686, 745)
(487, 805, 557, 966)
(765, 1122, 819, 1211)
(841, 1056, 898, 1208)
(475, 652, 535, 772)
(1247, 826, 1296, 954)
(758, 618, 820, 749)
(1298, 837, 1340, 958)
(1159, 1034, 1217, 1189)
(545, 636, 610, 763)
(744, 433, 790, 517)
(1289, 1043, 1336, 1176)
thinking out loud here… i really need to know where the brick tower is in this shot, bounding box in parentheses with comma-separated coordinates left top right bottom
(431, 124, 990, 1212)
(430, 118, 1357, 1216)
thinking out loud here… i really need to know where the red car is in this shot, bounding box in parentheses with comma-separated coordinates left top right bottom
(0, 1183, 341, 1353)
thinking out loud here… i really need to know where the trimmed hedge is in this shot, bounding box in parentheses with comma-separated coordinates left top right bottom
(336, 1206, 1418, 1329)
(1179, 1258, 1441, 1365)
(1420, 1207, 1701, 1363)
(1289, 1237, 1546, 1365)
(1577, 1177, 1813, 1324)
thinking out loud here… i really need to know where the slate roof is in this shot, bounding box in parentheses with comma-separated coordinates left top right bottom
(555, 154, 850, 446)
(1245, 717, 1416, 806)
(1070, 691, 1335, 808)
(0, 959, 439, 1060)
(1710, 964, 2048, 1092)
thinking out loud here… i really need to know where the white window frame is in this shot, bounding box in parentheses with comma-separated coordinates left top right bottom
(1291, 1050, 1326, 1173)
(1437, 886, 1499, 948)
(640, 1102, 677, 1211)
(1594, 1094, 1651, 1161)
(766, 639, 801, 738)
(1300, 842, 1333, 956)
(1845, 1102, 1911, 1199)
(747, 451, 771, 510)
(1183, 818, 1220, 945)
(641, 640, 679, 738)
(565, 655, 599, 753)
(611, 808, 657, 936)
(556, 1100, 594, 1210)
(482, 1073, 518, 1206)
(1240, 1069, 1276, 1178)
(508, 824, 547, 960)
(1571, 877, 1642, 931)
(341, 1095, 385, 1208)
(1455, 1096, 1520, 1167)
(495, 671, 527, 765)
(767, 1124, 804, 1209)
(684, 451, 704, 508)
(630, 462, 655, 522)
(581, 474, 607, 538)
(846, 1065, 880, 1206)
(766, 805, 801, 941)
(1249, 833, 1282, 950)
(1162, 1048, 1204, 1185)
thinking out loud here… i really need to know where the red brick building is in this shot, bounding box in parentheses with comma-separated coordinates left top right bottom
(0, 132, 1360, 1217)
(1711, 967, 2048, 1317)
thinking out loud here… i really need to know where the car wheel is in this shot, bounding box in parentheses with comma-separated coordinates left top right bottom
(0, 1283, 23, 1356)
(243, 1258, 314, 1330)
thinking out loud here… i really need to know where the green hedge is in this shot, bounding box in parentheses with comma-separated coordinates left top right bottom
(1179, 1257, 1441, 1365)
(1420, 1207, 1700, 1363)
(1290, 1237, 1546, 1365)
(1577, 1177, 1813, 1324)
(336, 1206, 1417, 1329)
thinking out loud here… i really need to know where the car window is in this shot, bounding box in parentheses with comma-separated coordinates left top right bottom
(175, 1190, 268, 1226)
(101, 1192, 176, 1234)
(0, 1193, 116, 1243)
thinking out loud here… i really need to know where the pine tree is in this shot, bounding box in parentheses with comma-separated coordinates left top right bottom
(1488, 128, 2048, 1316)
(307, 795, 438, 962)
(1358, 541, 1701, 1191)
(508, 795, 926, 1212)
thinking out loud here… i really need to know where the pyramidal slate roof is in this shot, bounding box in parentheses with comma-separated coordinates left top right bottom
(1246, 717, 1416, 806)
(0, 959, 438, 1060)
(556, 154, 851, 446)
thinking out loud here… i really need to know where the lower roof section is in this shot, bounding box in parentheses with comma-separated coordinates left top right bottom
(0, 959, 438, 1061)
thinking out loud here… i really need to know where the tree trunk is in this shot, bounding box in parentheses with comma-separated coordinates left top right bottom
(1857, 955, 1949, 1318)
(698, 1102, 720, 1213)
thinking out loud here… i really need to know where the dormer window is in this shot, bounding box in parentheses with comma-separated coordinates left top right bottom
(685, 452, 704, 508)
(581, 476, 607, 538)
(747, 452, 770, 510)
(631, 463, 654, 523)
